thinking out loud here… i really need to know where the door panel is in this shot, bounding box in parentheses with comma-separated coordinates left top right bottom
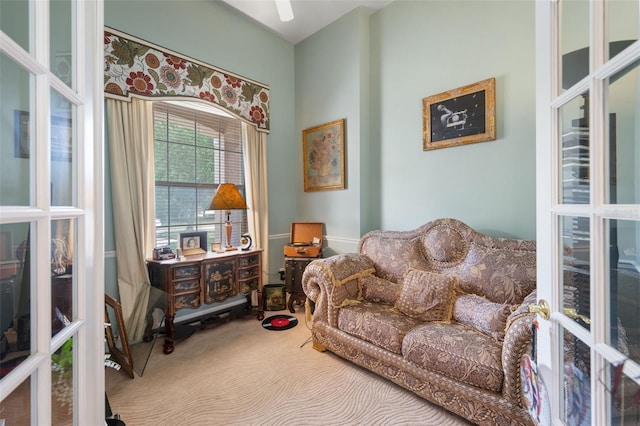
(0, 0, 103, 423)
(537, 0, 640, 424)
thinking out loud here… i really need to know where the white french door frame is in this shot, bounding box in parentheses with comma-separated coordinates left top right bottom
(536, 0, 640, 424)
(0, 0, 104, 424)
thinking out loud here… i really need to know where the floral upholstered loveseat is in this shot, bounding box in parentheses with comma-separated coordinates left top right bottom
(301, 218, 537, 425)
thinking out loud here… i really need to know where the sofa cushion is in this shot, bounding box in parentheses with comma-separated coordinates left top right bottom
(395, 269, 456, 323)
(338, 301, 423, 354)
(361, 275, 401, 305)
(453, 294, 513, 341)
(402, 322, 504, 392)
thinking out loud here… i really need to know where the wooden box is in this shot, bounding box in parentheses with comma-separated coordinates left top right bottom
(283, 222, 323, 258)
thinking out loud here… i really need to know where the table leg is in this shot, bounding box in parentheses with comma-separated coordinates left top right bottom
(163, 314, 175, 354)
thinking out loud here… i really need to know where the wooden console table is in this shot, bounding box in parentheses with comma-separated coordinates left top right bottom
(147, 249, 263, 354)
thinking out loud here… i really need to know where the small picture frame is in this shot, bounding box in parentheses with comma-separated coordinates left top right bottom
(422, 78, 496, 151)
(180, 231, 207, 256)
(302, 119, 345, 192)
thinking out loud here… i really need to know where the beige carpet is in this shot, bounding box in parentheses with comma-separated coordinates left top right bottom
(105, 309, 472, 426)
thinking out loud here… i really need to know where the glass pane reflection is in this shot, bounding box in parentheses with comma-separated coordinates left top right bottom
(610, 219, 640, 366)
(607, 61, 639, 204)
(560, 0, 589, 93)
(0, 0, 30, 53)
(0, 222, 32, 364)
(50, 0, 74, 89)
(608, 1, 638, 61)
(1, 52, 33, 207)
(50, 89, 75, 207)
(51, 219, 74, 337)
(0, 376, 32, 424)
(561, 215, 591, 331)
(560, 94, 590, 205)
(52, 336, 74, 425)
(609, 360, 640, 424)
(562, 326, 591, 425)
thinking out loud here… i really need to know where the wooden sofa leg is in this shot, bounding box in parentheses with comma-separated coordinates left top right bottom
(312, 341, 326, 352)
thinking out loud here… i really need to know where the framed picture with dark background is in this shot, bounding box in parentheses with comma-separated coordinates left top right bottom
(422, 78, 496, 151)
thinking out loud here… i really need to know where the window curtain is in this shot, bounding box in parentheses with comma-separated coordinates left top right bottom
(106, 98, 156, 342)
(242, 122, 269, 285)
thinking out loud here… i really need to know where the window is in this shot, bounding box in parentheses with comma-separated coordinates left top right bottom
(153, 101, 247, 249)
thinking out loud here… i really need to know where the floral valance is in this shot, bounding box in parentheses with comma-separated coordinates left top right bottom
(103, 27, 270, 132)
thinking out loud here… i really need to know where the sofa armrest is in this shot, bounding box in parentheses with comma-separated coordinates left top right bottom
(302, 253, 376, 326)
(501, 290, 537, 406)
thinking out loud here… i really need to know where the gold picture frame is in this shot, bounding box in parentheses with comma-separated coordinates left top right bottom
(303, 119, 345, 192)
(422, 77, 496, 151)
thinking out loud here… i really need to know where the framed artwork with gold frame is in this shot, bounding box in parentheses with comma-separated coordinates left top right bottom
(302, 119, 345, 192)
(422, 78, 496, 151)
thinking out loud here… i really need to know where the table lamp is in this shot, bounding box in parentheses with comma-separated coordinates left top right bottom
(209, 183, 247, 250)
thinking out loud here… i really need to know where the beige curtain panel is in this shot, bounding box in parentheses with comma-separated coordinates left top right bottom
(106, 98, 156, 342)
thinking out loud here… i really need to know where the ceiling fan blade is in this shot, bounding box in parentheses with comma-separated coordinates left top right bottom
(275, 0, 294, 22)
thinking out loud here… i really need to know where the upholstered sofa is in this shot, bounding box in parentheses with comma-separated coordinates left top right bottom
(301, 218, 537, 425)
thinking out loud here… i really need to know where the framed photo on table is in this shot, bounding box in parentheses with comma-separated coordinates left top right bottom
(302, 119, 345, 192)
(180, 231, 207, 256)
(422, 78, 496, 151)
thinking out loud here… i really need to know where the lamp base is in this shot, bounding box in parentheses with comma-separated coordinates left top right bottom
(225, 246, 238, 251)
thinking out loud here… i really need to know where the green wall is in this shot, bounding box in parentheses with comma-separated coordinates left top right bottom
(104, 0, 297, 292)
(104, 0, 537, 299)
(294, 0, 536, 252)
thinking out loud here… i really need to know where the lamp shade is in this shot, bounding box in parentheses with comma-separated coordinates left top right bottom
(209, 183, 247, 211)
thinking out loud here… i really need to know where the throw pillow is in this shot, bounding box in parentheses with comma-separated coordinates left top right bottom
(395, 269, 457, 323)
(453, 294, 513, 341)
(361, 275, 401, 305)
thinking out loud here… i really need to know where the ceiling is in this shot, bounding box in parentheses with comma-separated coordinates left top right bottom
(219, 0, 393, 45)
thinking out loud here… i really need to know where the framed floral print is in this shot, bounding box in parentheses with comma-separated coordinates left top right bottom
(303, 119, 346, 192)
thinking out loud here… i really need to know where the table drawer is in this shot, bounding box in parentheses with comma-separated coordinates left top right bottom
(174, 279, 200, 294)
(174, 293, 201, 310)
(239, 254, 259, 268)
(239, 277, 259, 296)
(239, 265, 259, 280)
(173, 264, 200, 280)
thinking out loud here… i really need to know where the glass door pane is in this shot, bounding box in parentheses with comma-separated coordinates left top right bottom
(561, 215, 592, 330)
(50, 89, 75, 206)
(0, 52, 33, 207)
(607, 60, 639, 205)
(608, 0, 638, 61)
(560, 93, 590, 205)
(562, 326, 591, 425)
(50, 0, 74, 90)
(0, 222, 31, 367)
(0, 377, 32, 424)
(51, 219, 74, 337)
(51, 335, 74, 425)
(560, 0, 590, 93)
(0, 0, 30, 53)
(610, 219, 640, 362)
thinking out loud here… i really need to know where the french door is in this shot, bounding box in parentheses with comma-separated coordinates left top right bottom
(536, 0, 640, 424)
(0, 0, 104, 424)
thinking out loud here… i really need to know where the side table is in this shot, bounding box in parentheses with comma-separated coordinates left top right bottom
(284, 257, 315, 313)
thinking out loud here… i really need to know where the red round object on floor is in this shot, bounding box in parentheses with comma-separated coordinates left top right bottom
(271, 317, 290, 327)
(262, 315, 298, 330)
